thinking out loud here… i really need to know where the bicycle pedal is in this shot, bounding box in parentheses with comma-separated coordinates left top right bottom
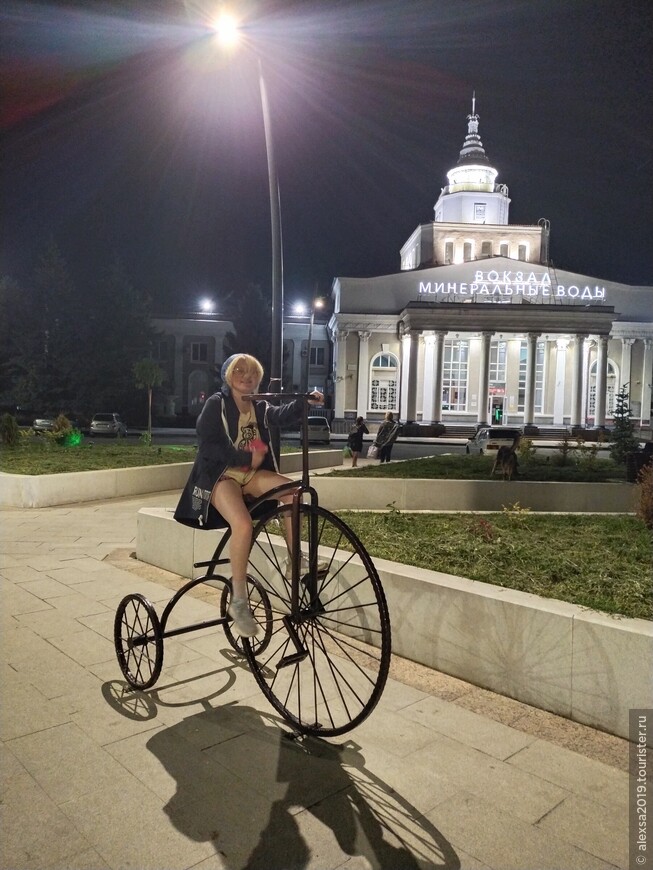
(277, 650, 309, 669)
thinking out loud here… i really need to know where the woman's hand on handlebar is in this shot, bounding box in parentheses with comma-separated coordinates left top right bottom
(307, 390, 324, 405)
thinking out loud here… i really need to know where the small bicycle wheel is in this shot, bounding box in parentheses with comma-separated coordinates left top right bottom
(219, 575, 274, 656)
(114, 594, 163, 690)
(243, 503, 391, 737)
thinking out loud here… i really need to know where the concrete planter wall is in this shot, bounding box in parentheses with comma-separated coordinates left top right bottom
(0, 450, 343, 509)
(310, 477, 638, 514)
(136, 507, 653, 740)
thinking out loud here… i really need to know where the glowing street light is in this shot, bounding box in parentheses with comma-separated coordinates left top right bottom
(210, 13, 284, 393)
(294, 298, 324, 393)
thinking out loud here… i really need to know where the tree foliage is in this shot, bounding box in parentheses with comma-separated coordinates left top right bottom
(222, 282, 272, 386)
(609, 384, 640, 464)
(0, 244, 156, 420)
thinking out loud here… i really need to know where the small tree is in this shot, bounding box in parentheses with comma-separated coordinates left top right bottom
(133, 359, 165, 445)
(610, 384, 639, 464)
(0, 413, 20, 446)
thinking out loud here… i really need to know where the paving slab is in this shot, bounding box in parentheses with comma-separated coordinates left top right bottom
(1, 495, 634, 870)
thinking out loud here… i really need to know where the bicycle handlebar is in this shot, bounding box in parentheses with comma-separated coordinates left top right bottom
(247, 392, 317, 401)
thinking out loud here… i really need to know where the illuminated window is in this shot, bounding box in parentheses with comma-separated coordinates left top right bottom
(463, 242, 473, 261)
(518, 244, 528, 260)
(500, 242, 509, 257)
(481, 241, 493, 258)
(489, 341, 507, 381)
(445, 241, 454, 264)
(370, 352, 398, 411)
(518, 341, 545, 412)
(191, 342, 208, 363)
(442, 340, 469, 411)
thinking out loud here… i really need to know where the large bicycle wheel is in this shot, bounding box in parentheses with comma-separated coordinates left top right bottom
(114, 594, 163, 690)
(243, 503, 391, 737)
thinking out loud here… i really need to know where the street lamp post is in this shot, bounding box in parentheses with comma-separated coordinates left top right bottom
(211, 15, 283, 392)
(257, 57, 283, 392)
(294, 298, 323, 394)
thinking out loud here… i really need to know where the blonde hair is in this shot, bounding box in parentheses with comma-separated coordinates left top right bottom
(224, 354, 264, 389)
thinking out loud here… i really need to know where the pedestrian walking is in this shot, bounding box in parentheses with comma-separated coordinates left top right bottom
(375, 411, 400, 463)
(347, 416, 369, 467)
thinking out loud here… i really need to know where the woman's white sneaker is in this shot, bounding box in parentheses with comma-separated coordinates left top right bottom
(228, 598, 261, 637)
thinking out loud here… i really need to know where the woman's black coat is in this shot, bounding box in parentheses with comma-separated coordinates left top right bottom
(174, 391, 303, 529)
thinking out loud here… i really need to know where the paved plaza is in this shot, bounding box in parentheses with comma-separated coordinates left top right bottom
(1, 492, 632, 869)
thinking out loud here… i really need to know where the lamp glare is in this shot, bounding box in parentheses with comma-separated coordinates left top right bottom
(212, 12, 240, 48)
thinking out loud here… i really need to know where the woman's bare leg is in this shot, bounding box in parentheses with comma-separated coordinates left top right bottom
(210, 479, 254, 600)
(244, 470, 298, 558)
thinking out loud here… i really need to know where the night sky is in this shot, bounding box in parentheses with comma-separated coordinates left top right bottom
(2, 0, 652, 317)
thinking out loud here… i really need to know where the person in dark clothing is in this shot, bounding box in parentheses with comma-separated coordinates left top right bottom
(347, 416, 369, 467)
(174, 353, 323, 637)
(374, 411, 400, 463)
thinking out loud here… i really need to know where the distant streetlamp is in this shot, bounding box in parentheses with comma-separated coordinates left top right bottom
(211, 14, 283, 391)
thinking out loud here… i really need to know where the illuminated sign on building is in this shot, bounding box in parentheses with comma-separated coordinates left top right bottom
(418, 270, 607, 301)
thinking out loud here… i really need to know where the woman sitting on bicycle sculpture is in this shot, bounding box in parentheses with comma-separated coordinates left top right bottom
(174, 353, 324, 638)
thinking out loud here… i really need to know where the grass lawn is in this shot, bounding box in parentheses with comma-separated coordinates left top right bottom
(328, 452, 627, 482)
(3, 434, 649, 621)
(0, 436, 300, 475)
(0, 438, 199, 474)
(333, 509, 652, 621)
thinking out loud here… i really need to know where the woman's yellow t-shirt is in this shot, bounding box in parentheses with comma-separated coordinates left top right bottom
(220, 408, 261, 486)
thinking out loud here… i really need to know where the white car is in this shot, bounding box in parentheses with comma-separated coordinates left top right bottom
(90, 412, 127, 438)
(33, 416, 56, 433)
(465, 427, 521, 455)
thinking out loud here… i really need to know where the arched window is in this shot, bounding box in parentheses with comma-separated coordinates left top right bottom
(463, 241, 473, 261)
(518, 243, 528, 260)
(369, 352, 398, 412)
(589, 359, 617, 419)
(499, 242, 509, 257)
(481, 241, 493, 258)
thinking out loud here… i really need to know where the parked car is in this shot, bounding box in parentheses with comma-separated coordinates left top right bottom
(33, 416, 56, 433)
(299, 416, 331, 445)
(90, 412, 127, 438)
(33, 412, 85, 433)
(465, 426, 521, 455)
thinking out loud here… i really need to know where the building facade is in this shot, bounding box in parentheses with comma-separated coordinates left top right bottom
(328, 101, 653, 431)
(150, 312, 331, 420)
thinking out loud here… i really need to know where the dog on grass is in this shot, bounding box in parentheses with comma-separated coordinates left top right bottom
(491, 445, 519, 481)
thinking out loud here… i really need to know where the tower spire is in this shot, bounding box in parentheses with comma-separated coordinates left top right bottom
(458, 91, 489, 165)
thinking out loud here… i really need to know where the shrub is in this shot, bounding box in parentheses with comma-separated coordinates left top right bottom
(610, 385, 639, 463)
(638, 461, 653, 530)
(517, 437, 535, 460)
(0, 413, 20, 446)
(52, 414, 73, 435)
(557, 430, 575, 466)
